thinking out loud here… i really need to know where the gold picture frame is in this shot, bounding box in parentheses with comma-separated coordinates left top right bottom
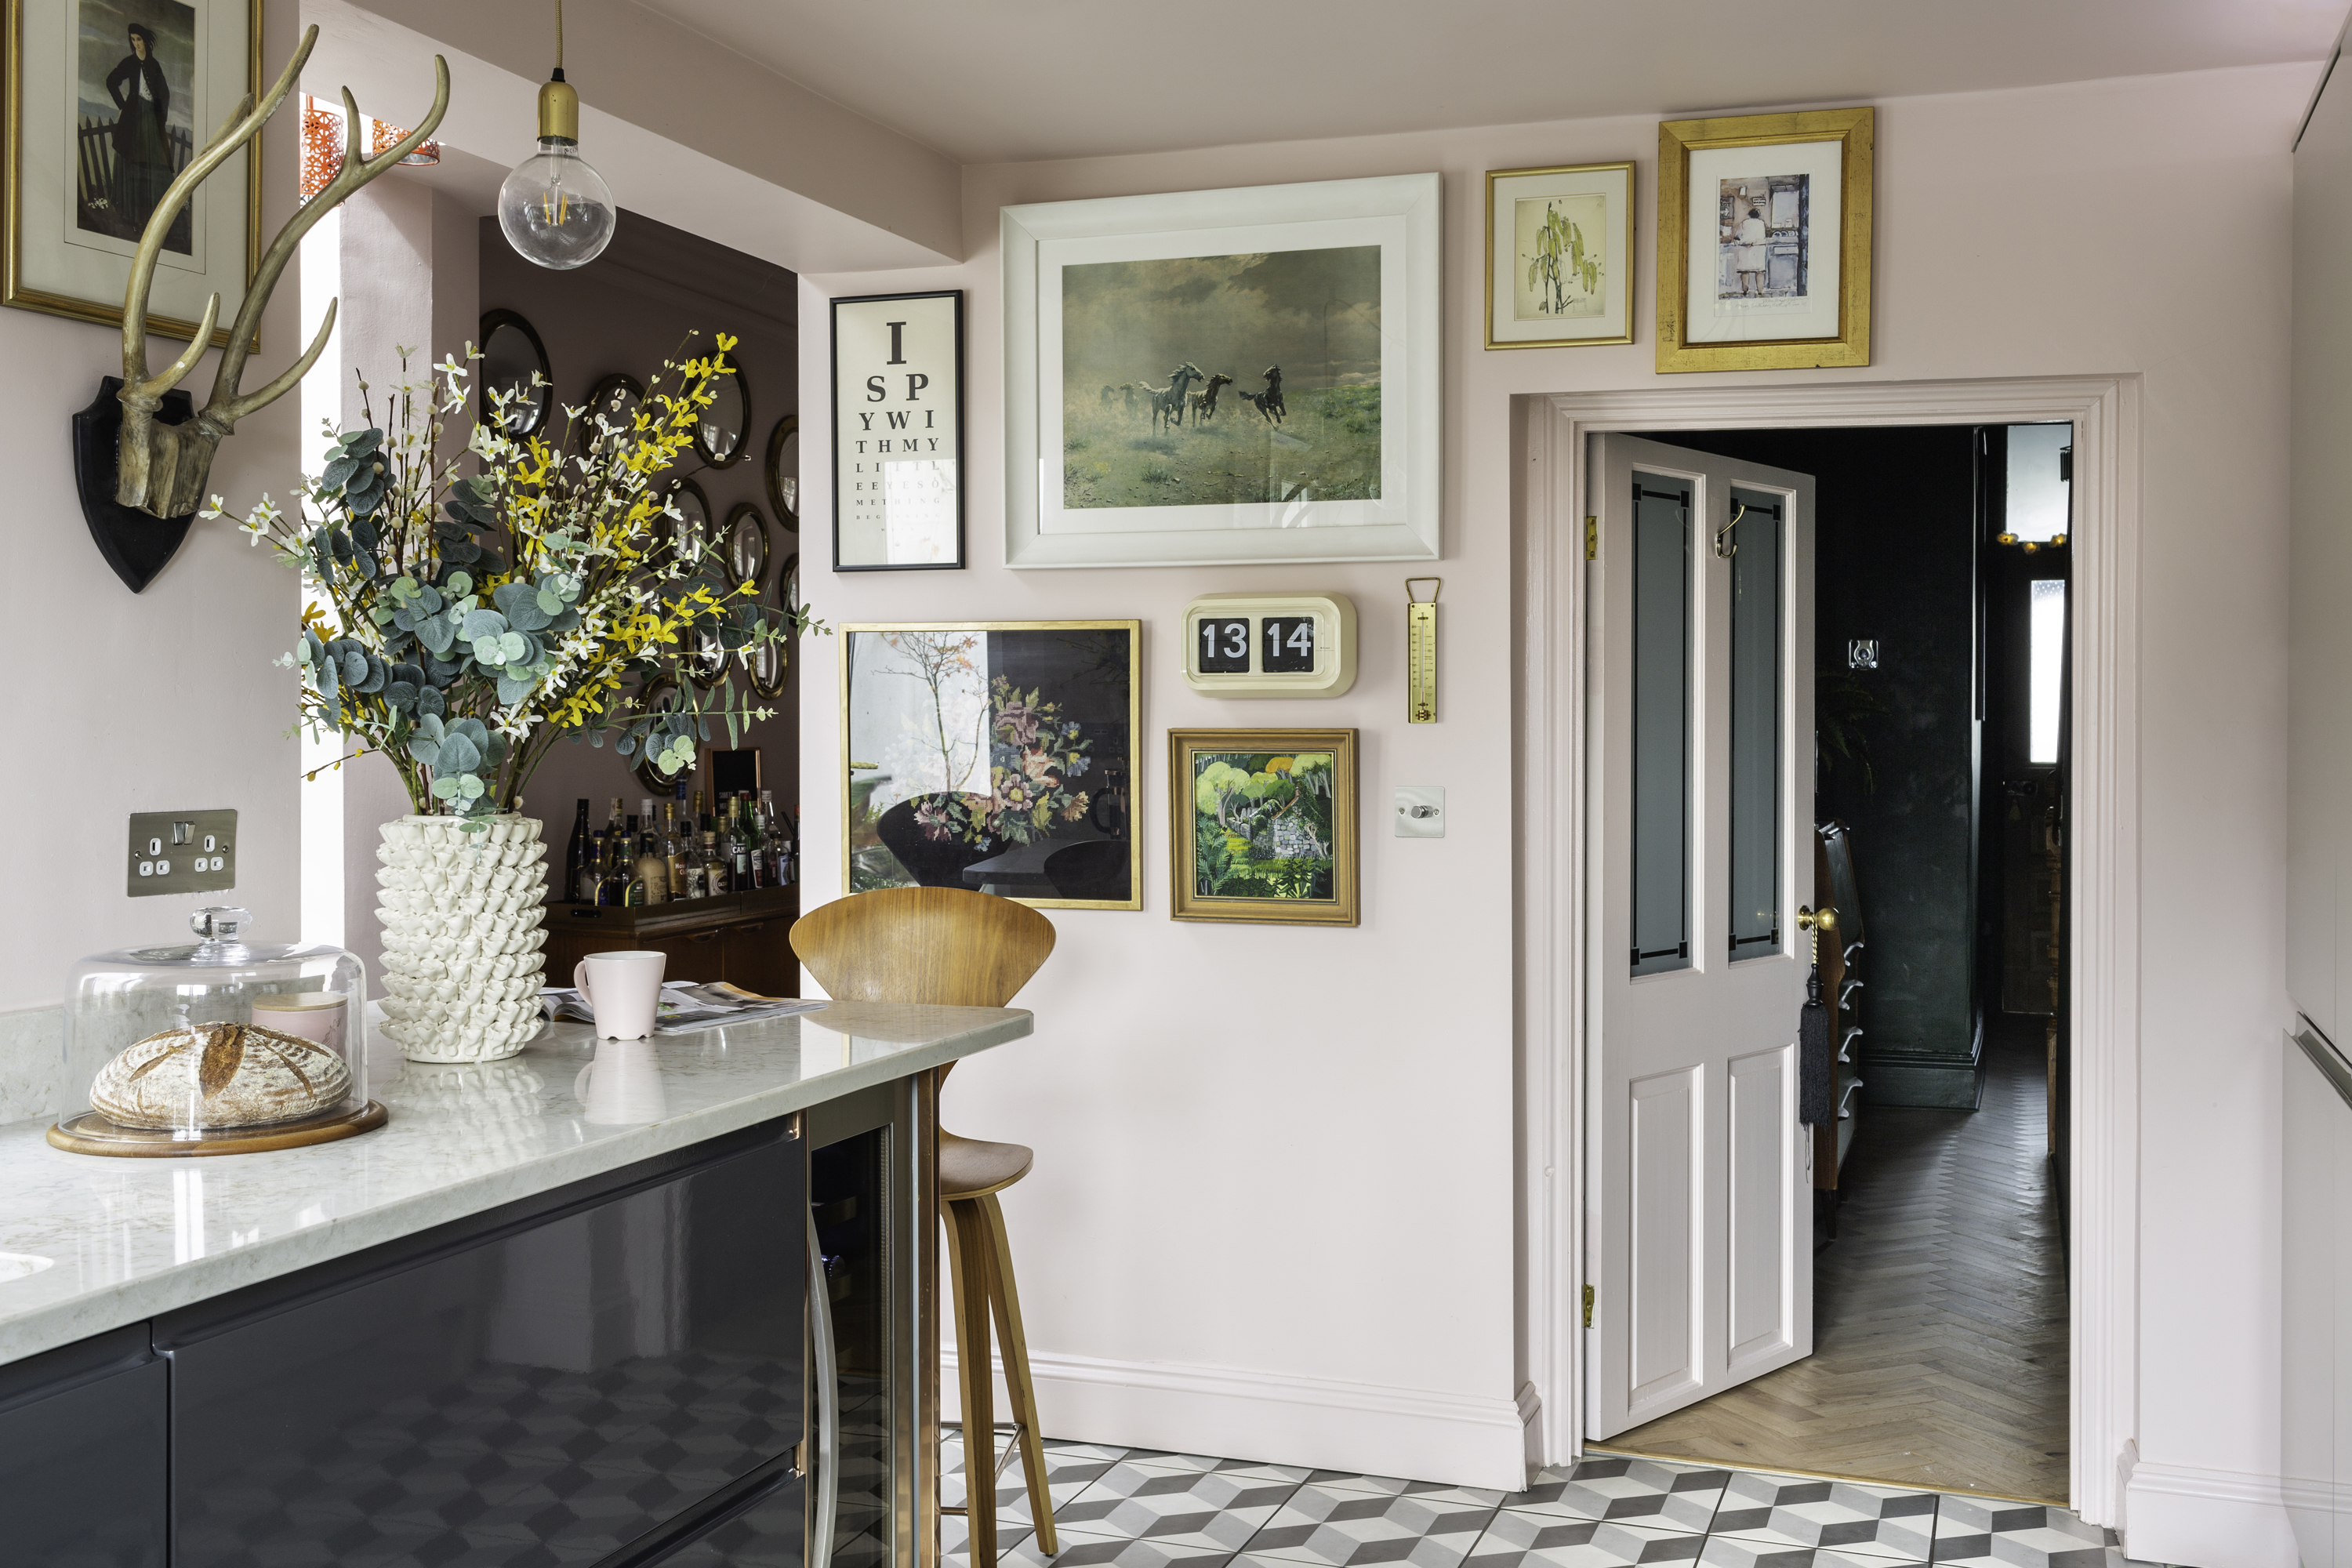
(1485, 160, 1635, 350)
(4, 0, 263, 346)
(841, 620, 1142, 911)
(1169, 728, 1359, 927)
(1656, 107, 1873, 373)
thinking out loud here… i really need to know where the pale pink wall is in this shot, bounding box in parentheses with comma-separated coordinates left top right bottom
(800, 62, 2309, 1537)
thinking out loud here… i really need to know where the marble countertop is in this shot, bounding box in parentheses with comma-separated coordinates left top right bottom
(0, 1001, 1030, 1367)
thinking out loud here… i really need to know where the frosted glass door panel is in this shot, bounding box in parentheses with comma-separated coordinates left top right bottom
(1632, 474, 1693, 977)
(1729, 487, 1784, 960)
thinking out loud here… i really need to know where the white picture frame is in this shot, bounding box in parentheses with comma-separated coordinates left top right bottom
(1002, 172, 1441, 569)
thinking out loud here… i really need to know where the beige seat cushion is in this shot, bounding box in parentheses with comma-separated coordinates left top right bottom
(940, 1130, 1033, 1199)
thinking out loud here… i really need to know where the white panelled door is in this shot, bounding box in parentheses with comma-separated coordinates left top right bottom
(1586, 434, 1817, 1439)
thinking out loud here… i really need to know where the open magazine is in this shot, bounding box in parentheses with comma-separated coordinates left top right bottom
(541, 981, 829, 1036)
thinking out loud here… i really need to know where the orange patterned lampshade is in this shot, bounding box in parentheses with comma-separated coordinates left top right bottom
(300, 95, 439, 203)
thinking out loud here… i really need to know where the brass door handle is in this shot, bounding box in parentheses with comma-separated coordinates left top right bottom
(1797, 905, 1839, 933)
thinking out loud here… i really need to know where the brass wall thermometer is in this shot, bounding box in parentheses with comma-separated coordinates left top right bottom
(1406, 578, 1439, 723)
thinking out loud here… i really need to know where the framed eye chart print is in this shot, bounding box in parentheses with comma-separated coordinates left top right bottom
(5, 0, 261, 343)
(831, 288, 964, 572)
(1656, 107, 1873, 373)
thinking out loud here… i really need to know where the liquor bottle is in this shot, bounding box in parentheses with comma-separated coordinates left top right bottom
(662, 803, 687, 898)
(578, 829, 604, 903)
(691, 788, 710, 835)
(597, 828, 632, 906)
(564, 799, 592, 904)
(740, 794, 768, 890)
(673, 831, 702, 900)
(702, 830, 730, 895)
(633, 815, 670, 904)
(724, 804, 752, 891)
(607, 797, 626, 840)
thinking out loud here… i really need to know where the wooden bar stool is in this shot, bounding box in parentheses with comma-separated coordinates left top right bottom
(789, 887, 1059, 1568)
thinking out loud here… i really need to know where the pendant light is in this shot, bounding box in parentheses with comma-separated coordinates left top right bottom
(497, 0, 615, 270)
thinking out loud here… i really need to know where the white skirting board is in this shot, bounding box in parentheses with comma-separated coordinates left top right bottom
(938, 1347, 1531, 1492)
(2120, 1458, 2300, 1568)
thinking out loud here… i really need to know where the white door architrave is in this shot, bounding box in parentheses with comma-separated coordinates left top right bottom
(1513, 377, 2140, 1524)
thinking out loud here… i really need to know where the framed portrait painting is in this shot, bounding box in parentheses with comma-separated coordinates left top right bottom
(832, 289, 963, 572)
(1169, 728, 1358, 926)
(1656, 107, 1873, 373)
(5, 0, 260, 343)
(1486, 161, 1633, 349)
(1002, 172, 1440, 568)
(842, 620, 1139, 910)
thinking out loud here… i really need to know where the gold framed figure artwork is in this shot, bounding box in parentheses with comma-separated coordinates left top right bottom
(842, 620, 1139, 910)
(1656, 107, 1873, 373)
(1169, 728, 1359, 927)
(5, 0, 261, 343)
(1485, 161, 1633, 350)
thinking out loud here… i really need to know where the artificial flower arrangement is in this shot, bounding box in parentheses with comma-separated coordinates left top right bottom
(209, 332, 817, 824)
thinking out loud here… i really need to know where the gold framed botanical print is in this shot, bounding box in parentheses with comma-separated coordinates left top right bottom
(1169, 728, 1358, 926)
(1656, 107, 1873, 372)
(1486, 161, 1634, 349)
(4, 0, 261, 344)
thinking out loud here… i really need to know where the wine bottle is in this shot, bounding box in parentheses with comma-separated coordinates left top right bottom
(564, 799, 591, 904)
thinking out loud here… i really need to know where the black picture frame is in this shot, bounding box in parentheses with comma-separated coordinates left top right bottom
(830, 289, 964, 573)
(477, 309, 554, 438)
(694, 358, 751, 469)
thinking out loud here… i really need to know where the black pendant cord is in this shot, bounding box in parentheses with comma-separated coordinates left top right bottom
(74, 377, 198, 593)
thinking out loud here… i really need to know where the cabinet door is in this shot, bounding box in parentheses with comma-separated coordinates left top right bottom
(0, 1325, 167, 1568)
(164, 1134, 805, 1567)
(724, 917, 800, 997)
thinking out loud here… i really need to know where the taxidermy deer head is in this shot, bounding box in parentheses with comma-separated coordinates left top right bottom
(113, 26, 450, 521)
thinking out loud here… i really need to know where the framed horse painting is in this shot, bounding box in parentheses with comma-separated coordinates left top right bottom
(1001, 173, 1441, 568)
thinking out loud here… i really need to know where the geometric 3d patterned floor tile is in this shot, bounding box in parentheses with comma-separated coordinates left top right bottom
(1247, 1479, 1503, 1568)
(1053, 1459, 1301, 1552)
(1708, 1472, 1937, 1559)
(1464, 1513, 1708, 1566)
(1504, 1457, 1732, 1534)
(1699, 1541, 1925, 1567)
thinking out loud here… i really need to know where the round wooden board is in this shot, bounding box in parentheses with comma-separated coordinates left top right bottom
(47, 1101, 390, 1158)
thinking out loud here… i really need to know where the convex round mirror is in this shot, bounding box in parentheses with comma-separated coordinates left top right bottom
(725, 503, 769, 589)
(764, 415, 799, 523)
(478, 310, 552, 438)
(695, 362, 750, 468)
(583, 373, 644, 461)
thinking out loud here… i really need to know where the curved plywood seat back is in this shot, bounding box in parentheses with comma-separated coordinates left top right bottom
(789, 887, 1057, 1009)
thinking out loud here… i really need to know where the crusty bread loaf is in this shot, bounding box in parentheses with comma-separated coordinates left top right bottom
(91, 1021, 352, 1130)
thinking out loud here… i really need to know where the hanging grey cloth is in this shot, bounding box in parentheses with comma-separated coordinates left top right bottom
(1799, 963, 1835, 1126)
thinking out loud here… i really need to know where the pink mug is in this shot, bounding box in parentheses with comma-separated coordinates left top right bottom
(573, 950, 667, 1039)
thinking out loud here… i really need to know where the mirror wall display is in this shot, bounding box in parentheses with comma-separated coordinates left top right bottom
(478, 310, 553, 437)
(831, 290, 964, 572)
(695, 362, 749, 467)
(842, 620, 1137, 909)
(725, 503, 770, 587)
(584, 373, 644, 459)
(766, 416, 800, 524)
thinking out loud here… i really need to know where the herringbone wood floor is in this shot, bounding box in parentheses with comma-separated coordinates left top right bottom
(1612, 1019, 2069, 1502)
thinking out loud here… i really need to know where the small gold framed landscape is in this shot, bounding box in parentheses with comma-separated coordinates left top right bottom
(1170, 728, 1358, 927)
(842, 620, 1140, 910)
(5, 0, 263, 344)
(1656, 107, 1873, 373)
(1486, 161, 1633, 350)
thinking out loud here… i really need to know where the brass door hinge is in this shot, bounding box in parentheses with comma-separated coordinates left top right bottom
(790, 1438, 808, 1477)
(1583, 1283, 1595, 1328)
(1584, 516, 1598, 561)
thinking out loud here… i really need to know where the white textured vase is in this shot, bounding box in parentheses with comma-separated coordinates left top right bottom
(376, 813, 550, 1064)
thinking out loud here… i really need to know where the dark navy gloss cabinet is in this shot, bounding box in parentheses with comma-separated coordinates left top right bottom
(0, 1324, 170, 1568)
(137, 1122, 804, 1568)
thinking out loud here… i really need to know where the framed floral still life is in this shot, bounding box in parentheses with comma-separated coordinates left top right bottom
(1169, 728, 1358, 927)
(1485, 161, 1632, 350)
(5, 0, 260, 342)
(1656, 107, 1873, 373)
(1001, 172, 1440, 568)
(843, 620, 1139, 910)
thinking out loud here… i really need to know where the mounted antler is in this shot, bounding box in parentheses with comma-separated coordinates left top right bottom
(113, 27, 451, 520)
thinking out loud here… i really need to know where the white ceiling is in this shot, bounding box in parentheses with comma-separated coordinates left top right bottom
(632, 0, 2345, 165)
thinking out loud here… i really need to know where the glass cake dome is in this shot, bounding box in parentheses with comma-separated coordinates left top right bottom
(56, 906, 378, 1152)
